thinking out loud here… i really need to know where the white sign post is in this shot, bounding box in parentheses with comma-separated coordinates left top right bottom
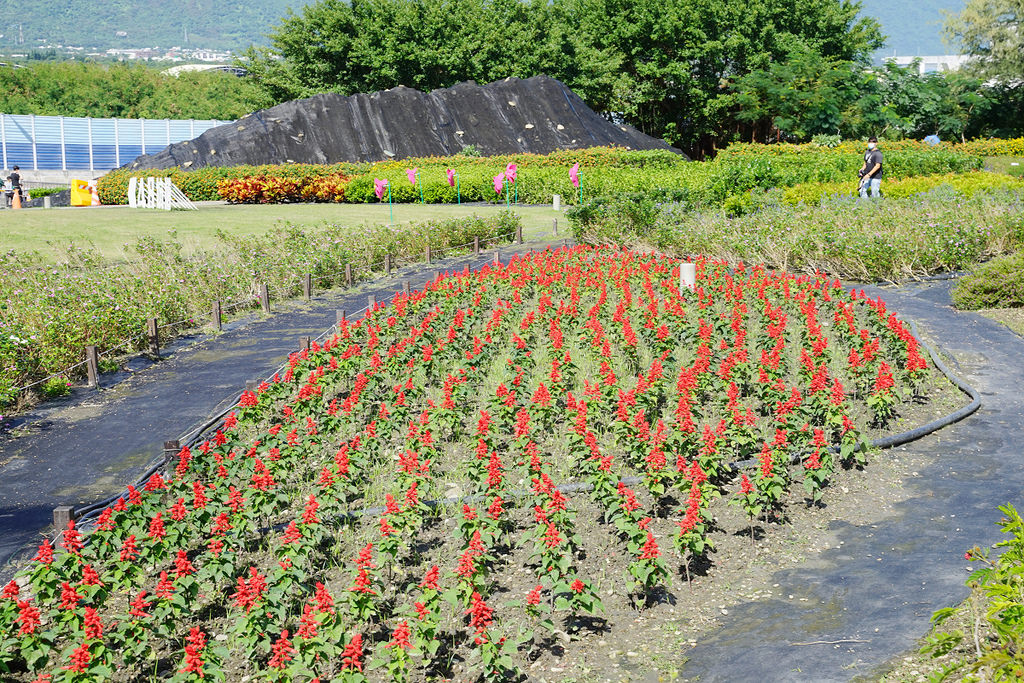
(679, 261, 696, 293)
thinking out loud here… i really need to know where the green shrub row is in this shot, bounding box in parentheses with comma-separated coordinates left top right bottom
(97, 143, 984, 208)
(567, 188, 1024, 282)
(719, 137, 1024, 158)
(781, 171, 1024, 206)
(0, 212, 519, 410)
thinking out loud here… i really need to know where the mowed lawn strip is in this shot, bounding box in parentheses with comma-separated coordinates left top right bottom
(0, 203, 563, 261)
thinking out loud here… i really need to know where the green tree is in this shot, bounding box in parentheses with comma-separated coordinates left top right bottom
(241, 0, 884, 156)
(945, 0, 1024, 81)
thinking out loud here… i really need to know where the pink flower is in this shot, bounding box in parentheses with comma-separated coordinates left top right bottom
(406, 167, 418, 184)
(505, 162, 517, 183)
(373, 178, 388, 200)
(493, 173, 504, 195)
(446, 168, 456, 186)
(570, 162, 580, 188)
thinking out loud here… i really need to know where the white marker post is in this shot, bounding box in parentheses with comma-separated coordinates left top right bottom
(679, 261, 696, 293)
(553, 194, 561, 211)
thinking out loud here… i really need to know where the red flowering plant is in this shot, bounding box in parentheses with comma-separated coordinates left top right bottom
(627, 529, 671, 609)
(674, 480, 714, 585)
(0, 246, 945, 679)
(728, 472, 762, 547)
(866, 360, 901, 426)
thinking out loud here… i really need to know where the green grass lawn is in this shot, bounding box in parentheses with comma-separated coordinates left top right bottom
(0, 202, 566, 261)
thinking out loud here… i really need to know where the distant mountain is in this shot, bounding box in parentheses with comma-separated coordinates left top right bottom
(860, 0, 966, 57)
(2, 0, 296, 52)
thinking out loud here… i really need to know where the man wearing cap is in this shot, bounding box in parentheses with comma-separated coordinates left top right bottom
(858, 138, 883, 198)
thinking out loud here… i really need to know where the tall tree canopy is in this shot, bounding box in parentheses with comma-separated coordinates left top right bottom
(945, 0, 1024, 81)
(241, 0, 883, 156)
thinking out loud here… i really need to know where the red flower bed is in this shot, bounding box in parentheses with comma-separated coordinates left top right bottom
(0, 246, 937, 680)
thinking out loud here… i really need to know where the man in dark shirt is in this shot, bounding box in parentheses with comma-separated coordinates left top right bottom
(858, 138, 883, 198)
(5, 166, 22, 207)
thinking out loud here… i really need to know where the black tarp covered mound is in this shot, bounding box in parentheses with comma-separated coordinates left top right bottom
(127, 75, 682, 170)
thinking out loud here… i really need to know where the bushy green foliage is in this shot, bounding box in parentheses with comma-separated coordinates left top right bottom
(0, 62, 271, 120)
(100, 144, 987, 211)
(922, 504, 1024, 679)
(782, 171, 1024, 206)
(244, 0, 883, 155)
(27, 187, 64, 199)
(568, 189, 1024, 281)
(951, 252, 1024, 310)
(0, 212, 519, 409)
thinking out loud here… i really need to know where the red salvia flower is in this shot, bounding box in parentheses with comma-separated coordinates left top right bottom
(129, 590, 150, 618)
(95, 508, 115, 532)
(386, 621, 413, 651)
(3, 579, 19, 599)
(302, 495, 320, 525)
(420, 565, 440, 590)
(298, 603, 319, 640)
(63, 642, 91, 673)
(180, 627, 207, 677)
(154, 571, 175, 600)
(83, 606, 103, 640)
(61, 520, 83, 556)
(59, 581, 81, 610)
(341, 633, 364, 671)
(465, 591, 494, 642)
(570, 579, 585, 593)
(639, 531, 660, 560)
(79, 564, 102, 587)
(280, 521, 303, 545)
(526, 585, 542, 606)
(34, 539, 54, 565)
(174, 550, 195, 577)
(17, 600, 41, 634)
(268, 630, 295, 669)
(313, 581, 335, 614)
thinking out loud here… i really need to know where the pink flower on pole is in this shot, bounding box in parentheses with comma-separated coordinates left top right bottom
(570, 162, 580, 188)
(493, 173, 504, 195)
(505, 162, 517, 183)
(446, 168, 456, 187)
(406, 168, 418, 185)
(374, 178, 388, 201)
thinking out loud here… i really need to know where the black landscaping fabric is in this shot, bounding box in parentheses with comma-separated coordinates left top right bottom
(0, 266, 1016, 680)
(0, 238, 565, 577)
(680, 280, 1019, 681)
(126, 76, 682, 170)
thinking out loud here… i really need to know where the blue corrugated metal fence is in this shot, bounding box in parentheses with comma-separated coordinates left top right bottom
(0, 113, 229, 171)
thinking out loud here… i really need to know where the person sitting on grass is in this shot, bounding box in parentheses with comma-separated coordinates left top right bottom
(858, 137, 883, 198)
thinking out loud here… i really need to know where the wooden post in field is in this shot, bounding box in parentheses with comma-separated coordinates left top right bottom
(425, 244, 432, 264)
(403, 281, 411, 296)
(336, 309, 346, 327)
(212, 300, 223, 331)
(53, 506, 75, 529)
(163, 440, 181, 463)
(345, 264, 353, 287)
(494, 250, 500, 266)
(385, 254, 392, 277)
(302, 274, 312, 300)
(85, 345, 99, 388)
(553, 219, 558, 235)
(300, 336, 311, 352)
(147, 318, 160, 358)
(259, 284, 271, 313)
(515, 225, 523, 244)
(473, 236, 480, 254)
(368, 294, 376, 310)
